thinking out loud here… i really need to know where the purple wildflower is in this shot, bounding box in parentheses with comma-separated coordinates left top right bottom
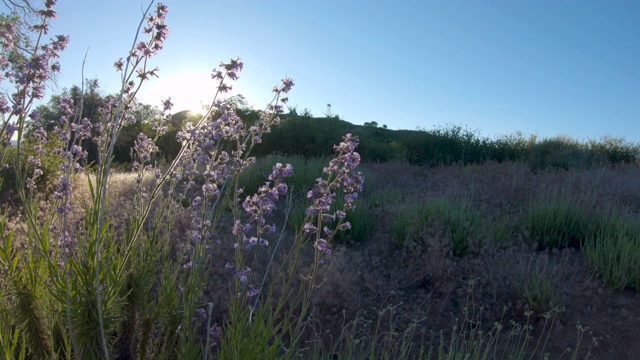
(315, 239, 331, 255)
(302, 134, 364, 256)
(303, 223, 318, 234)
(247, 285, 260, 298)
(114, 58, 124, 71)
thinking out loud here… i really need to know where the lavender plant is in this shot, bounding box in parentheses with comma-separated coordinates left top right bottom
(0, 1, 364, 359)
(217, 133, 363, 359)
(0, 1, 68, 358)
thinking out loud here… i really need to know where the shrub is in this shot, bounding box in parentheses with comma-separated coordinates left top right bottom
(390, 203, 417, 246)
(522, 200, 595, 249)
(334, 198, 376, 244)
(238, 154, 328, 196)
(257, 117, 352, 158)
(392, 197, 487, 257)
(288, 192, 375, 245)
(588, 135, 640, 165)
(0, 130, 64, 196)
(583, 216, 640, 290)
(489, 217, 515, 246)
(528, 136, 606, 170)
(490, 131, 537, 163)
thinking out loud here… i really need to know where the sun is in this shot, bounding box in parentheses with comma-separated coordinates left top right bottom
(138, 70, 218, 115)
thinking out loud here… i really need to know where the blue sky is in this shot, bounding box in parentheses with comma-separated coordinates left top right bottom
(25, 1, 640, 142)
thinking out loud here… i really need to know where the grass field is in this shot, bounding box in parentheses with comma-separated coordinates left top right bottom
(26, 157, 634, 359)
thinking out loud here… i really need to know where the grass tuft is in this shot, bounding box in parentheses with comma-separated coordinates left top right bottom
(522, 200, 595, 249)
(392, 197, 488, 256)
(583, 216, 640, 290)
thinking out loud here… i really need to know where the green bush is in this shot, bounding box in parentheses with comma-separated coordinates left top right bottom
(112, 121, 154, 164)
(0, 134, 64, 195)
(238, 154, 329, 196)
(528, 136, 606, 170)
(583, 216, 640, 290)
(489, 217, 515, 246)
(155, 127, 182, 162)
(490, 131, 537, 163)
(522, 276, 558, 313)
(257, 117, 353, 158)
(587, 135, 640, 165)
(390, 203, 418, 247)
(238, 116, 640, 170)
(392, 197, 487, 256)
(523, 200, 595, 249)
(288, 195, 375, 245)
(334, 199, 376, 244)
(288, 196, 309, 234)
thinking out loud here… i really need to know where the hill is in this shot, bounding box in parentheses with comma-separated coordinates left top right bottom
(254, 115, 640, 169)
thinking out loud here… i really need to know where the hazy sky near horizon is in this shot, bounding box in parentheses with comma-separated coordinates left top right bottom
(13, 1, 640, 142)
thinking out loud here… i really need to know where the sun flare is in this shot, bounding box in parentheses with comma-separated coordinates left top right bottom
(138, 70, 218, 114)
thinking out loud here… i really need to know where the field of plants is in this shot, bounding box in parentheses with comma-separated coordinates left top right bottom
(235, 155, 640, 359)
(1, 1, 639, 359)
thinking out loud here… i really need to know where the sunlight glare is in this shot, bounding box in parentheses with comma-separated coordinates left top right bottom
(138, 70, 219, 114)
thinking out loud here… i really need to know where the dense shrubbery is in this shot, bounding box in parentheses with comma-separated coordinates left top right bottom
(1, 126, 65, 196)
(256, 117, 639, 169)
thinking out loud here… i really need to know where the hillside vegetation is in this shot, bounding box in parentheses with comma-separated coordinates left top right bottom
(255, 114, 640, 169)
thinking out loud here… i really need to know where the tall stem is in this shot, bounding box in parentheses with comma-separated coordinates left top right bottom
(93, 2, 155, 358)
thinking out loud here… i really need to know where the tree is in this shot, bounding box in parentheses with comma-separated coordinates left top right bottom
(227, 94, 249, 110)
(28, 78, 101, 131)
(287, 105, 298, 117)
(169, 109, 190, 128)
(301, 108, 313, 118)
(132, 102, 158, 124)
(28, 79, 164, 164)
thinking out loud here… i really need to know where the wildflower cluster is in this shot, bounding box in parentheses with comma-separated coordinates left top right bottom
(304, 133, 364, 254)
(24, 127, 47, 189)
(86, 3, 170, 215)
(0, 20, 16, 118)
(52, 96, 92, 173)
(40, 95, 92, 270)
(87, 3, 169, 187)
(226, 163, 294, 298)
(0, 1, 368, 358)
(174, 99, 251, 250)
(0, 0, 68, 115)
(0, 17, 17, 81)
(212, 57, 243, 93)
(170, 58, 293, 241)
(235, 163, 294, 250)
(113, 2, 169, 95)
(0, 0, 67, 159)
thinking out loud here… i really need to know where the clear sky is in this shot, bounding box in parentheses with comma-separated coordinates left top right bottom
(19, 1, 640, 142)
